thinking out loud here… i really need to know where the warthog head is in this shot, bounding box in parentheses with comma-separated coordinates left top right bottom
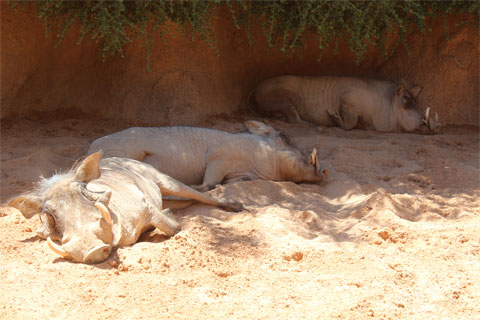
(9, 153, 116, 264)
(393, 81, 440, 133)
(275, 147, 329, 184)
(244, 120, 328, 184)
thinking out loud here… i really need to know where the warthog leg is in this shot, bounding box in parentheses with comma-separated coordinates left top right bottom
(284, 105, 303, 123)
(327, 107, 358, 130)
(191, 160, 229, 192)
(150, 208, 181, 237)
(157, 173, 244, 212)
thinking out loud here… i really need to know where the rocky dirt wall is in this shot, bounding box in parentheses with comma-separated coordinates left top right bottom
(1, 4, 479, 127)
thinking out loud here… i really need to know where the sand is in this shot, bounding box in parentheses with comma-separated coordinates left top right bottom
(1, 117, 479, 319)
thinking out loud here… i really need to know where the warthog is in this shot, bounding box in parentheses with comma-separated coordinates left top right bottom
(8, 153, 242, 264)
(88, 120, 329, 192)
(249, 75, 440, 133)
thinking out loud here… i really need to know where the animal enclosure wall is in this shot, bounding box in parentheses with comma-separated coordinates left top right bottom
(1, 4, 479, 127)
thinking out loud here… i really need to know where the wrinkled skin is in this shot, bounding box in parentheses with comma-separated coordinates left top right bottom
(9, 153, 243, 264)
(89, 121, 329, 192)
(249, 76, 440, 133)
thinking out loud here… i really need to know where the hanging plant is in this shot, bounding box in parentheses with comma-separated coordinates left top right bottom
(9, 0, 479, 69)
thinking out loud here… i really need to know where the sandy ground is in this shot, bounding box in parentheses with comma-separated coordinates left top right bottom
(0, 117, 479, 320)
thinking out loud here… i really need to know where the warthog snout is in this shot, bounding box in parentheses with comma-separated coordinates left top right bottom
(83, 244, 112, 264)
(47, 237, 112, 264)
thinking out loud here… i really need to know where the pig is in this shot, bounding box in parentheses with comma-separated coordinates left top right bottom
(88, 120, 329, 192)
(249, 75, 440, 133)
(8, 153, 243, 264)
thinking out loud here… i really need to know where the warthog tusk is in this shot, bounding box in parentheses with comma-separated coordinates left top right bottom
(431, 112, 440, 132)
(423, 107, 440, 132)
(310, 148, 318, 166)
(428, 111, 440, 132)
(95, 202, 112, 226)
(47, 237, 70, 258)
(424, 107, 431, 125)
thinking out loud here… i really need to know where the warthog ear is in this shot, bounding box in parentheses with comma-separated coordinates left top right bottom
(408, 85, 422, 98)
(74, 152, 102, 183)
(8, 195, 43, 219)
(396, 82, 407, 96)
(244, 120, 274, 136)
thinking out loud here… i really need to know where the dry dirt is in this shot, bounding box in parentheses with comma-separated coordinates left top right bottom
(0, 117, 479, 320)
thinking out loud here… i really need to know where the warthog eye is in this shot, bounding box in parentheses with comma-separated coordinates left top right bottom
(279, 132, 290, 144)
(80, 184, 105, 202)
(40, 209, 56, 227)
(402, 95, 417, 110)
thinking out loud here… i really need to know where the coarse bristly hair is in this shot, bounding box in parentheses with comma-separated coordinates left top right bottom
(33, 172, 74, 196)
(31, 154, 92, 196)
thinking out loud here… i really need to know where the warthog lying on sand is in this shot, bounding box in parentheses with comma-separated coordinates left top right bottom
(89, 121, 329, 192)
(249, 75, 440, 133)
(9, 153, 242, 264)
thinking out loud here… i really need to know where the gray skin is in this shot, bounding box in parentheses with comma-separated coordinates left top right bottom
(249, 75, 440, 133)
(8, 153, 243, 264)
(88, 121, 329, 192)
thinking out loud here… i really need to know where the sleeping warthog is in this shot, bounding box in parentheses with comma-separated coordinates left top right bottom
(8, 153, 242, 264)
(88, 121, 328, 192)
(249, 75, 440, 133)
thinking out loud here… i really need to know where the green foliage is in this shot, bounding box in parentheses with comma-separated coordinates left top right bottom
(23, 0, 218, 69)
(233, 1, 479, 63)
(9, 0, 480, 68)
